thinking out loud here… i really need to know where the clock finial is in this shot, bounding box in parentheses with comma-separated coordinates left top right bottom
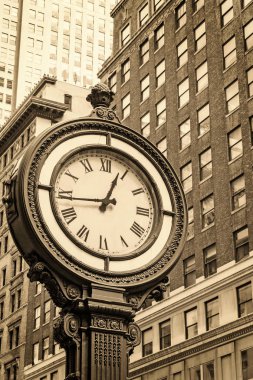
(86, 83, 114, 109)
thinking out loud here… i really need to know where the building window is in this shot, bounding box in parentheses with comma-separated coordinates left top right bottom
(177, 38, 188, 68)
(0, 299, 4, 320)
(64, 94, 72, 110)
(154, 0, 165, 11)
(154, 23, 164, 50)
(34, 306, 41, 329)
(231, 174, 246, 211)
(244, 20, 253, 51)
(50, 371, 58, 380)
(175, 1, 186, 29)
(159, 319, 171, 349)
(121, 24, 130, 46)
(9, 324, 20, 349)
(42, 337, 49, 360)
(35, 281, 42, 295)
(2, 268, 6, 287)
(237, 282, 253, 317)
(178, 77, 189, 108)
(206, 297, 219, 330)
(221, 0, 233, 27)
(108, 72, 116, 93)
(139, 3, 149, 27)
(142, 328, 153, 356)
(179, 119, 191, 150)
(184, 255, 196, 287)
(122, 93, 130, 119)
(121, 58, 130, 84)
(155, 59, 165, 88)
(225, 80, 239, 113)
(241, 347, 253, 380)
(140, 112, 150, 138)
(181, 162, 192, 192)
(196, 61, 208, 92)
(140, 39, 149, 65)
(199, 147, 212, 181)
(194, 21, 206, 52)
(156, 97, 166, 128)
(193, 0, 204, 12)
(157, 137, 167, 157)
(44, 300, 51, 324)
(247, 67, 253, 98)
(201, 194, 214, 228)
(140, 75, 150, 102)
(33, 342, 39, 364)
(234, 226, 249, 262)
(187, 207, 194, 239)
(185, 307, 198, 338)
(204, 244, 217, 277)
(190, 362, 215, 380)
(223, 36, 236, 69)
(228, 126, 242, 160)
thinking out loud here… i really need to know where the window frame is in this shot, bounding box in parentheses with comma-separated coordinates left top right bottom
(121, 23, 130, 47)
(194, 21, 206, 52)
(140, 74, 150, 102)
(204, 244, 217, 277)
(234, 226, 249, 262)
(183, 255, 196, 287)
(154, 23, 164, 51)
(237, 282, 253, 318)
(201, 194, 215, 229)
(185, 307, 198, 339)
(205, 297, 219, 330)
(199, 147, 212, 181)
(159, 319, 171, 349)
(178, 77, 189, 108)
(231, 174, 246, 211)
(223, 36, 236, 69)
(175, 1, 187, 30)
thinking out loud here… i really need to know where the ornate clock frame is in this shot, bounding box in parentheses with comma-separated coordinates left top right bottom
(4, 84, 187, 380)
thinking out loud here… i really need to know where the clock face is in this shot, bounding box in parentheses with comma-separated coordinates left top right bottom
(52, 148, 157, 257)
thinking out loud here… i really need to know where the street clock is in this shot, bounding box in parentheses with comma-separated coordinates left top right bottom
(4, 86, 187, 292)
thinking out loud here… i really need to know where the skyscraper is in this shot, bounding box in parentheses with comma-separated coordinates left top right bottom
(98, 0, 253, 378)
(0, 0, 115, 127)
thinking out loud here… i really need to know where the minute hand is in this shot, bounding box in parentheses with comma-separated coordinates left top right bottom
(58, 195, 116, 204)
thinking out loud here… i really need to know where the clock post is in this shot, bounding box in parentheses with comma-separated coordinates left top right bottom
(4, 84, 187, 380)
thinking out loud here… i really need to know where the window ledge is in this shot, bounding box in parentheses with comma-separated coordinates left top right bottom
(225, 106, 240, 117)
(155, 83, 165, 91)
(221, 18, 234, 31)
(231, 205, 246, 215)
(247, 95, 253, 102)
(200, 175, 212, 184)
(228, 154, 243, 165)
(155, 122, 166, 130)
(245, 47, 253, 56)
(201, 223, 215, 232)
(178, 102, 189, 111)
(176, 62, 188, 72)
(175, 24, 186, 34)
(196, 85, 208, 96)
(223, 60, 237, 73)
(179, 144, 191, 153)
(198, 130, 210, 139)
(139, 60, 149, 69)
(154, 45, 164, 55)
(120, 79, 130, 88)
(192, 6, 205, 16)
(194, 45, 206, 56)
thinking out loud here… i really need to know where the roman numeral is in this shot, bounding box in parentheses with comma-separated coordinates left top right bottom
(58, 189, 73, 199)
(121, 170, 128, 180)
(100, 158, 111, 173)
(61, 207, 77, 224)
(65, 169, 79, 183)
(80, 159, 93, 173)
(130, 221, 145, 238)
(76, 225, 89, 242)
(132, 188, 144, 196)
(136, 207, 149, 217)
(99, 235, 108, 250)
(120, 235, 128, 247)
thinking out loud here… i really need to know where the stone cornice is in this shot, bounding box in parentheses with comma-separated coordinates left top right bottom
(129, 313, 253, 377)
(0, 97, 68, 152)
(110, 0, 129, 17)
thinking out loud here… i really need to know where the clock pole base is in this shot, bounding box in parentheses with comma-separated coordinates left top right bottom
(53, 284, 141, 380)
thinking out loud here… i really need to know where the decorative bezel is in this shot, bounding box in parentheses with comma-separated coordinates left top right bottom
(9, 118, 187, 290)
(49, 145, 162, 260)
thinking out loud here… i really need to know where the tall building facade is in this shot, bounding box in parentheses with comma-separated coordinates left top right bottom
(98, 0, 253, 379)
(0, 0, 115, 128)
(0, 76, 92, 380)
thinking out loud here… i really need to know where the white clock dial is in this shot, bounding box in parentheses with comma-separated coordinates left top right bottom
(52, 148, 157, 257)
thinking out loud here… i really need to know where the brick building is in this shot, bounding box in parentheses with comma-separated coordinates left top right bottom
(0, 76, 91, 380)
(98, 0, 253, 378)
